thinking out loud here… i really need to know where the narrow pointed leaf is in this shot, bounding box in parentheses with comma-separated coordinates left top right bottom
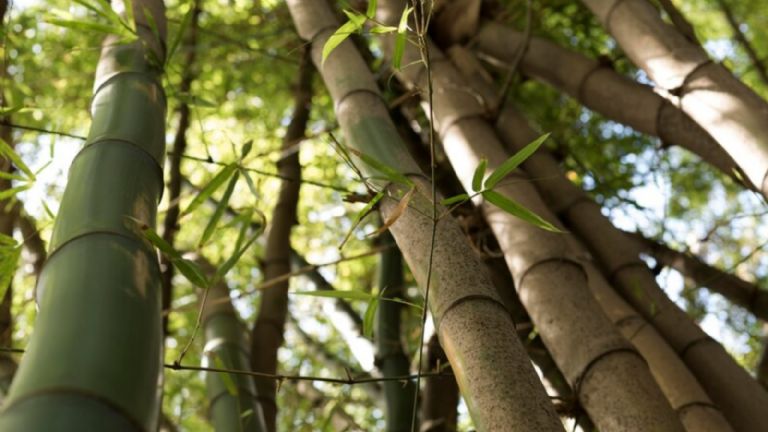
(176, 258, 209, 288)
(484, 133, 550, 189)
(363, 296, 379, 338)
(482, 189, 562, 233)
(472, 158, 487, 192)
(322, 17, 364, 65)
(348, 148, 413, 186)
(393, 7, 413, 70)
(0, 137, 35, 180)
(339, 189, 385, 249)
(183, 163, 237, 216)
(291, 289, 376, 302)
(366, 0, 377, 18)
(0, 183, 32, 200)
(440, 193, 469, 206)
(199, 171, 239, 247)
(213, 226, 261, 284)
(166, 3, 194, 63)
(369, 186, 414, 237)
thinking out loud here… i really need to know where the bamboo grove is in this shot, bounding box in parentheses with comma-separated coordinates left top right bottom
(1, 0, 768, 430)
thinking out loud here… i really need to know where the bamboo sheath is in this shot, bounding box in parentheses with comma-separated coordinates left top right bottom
(472, 21, 749, 189)
(0, 1, 167, 430)
(581, 0, 768, 198)
(199, 260, 267, 432)
(377, 2, 683, 430)
(454, 34, 768, 430)
(286, 1, 564, 430)
(626, 231, 768, 322)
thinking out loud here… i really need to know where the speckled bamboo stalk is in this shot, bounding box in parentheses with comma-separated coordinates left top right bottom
(471, 21, 749, 189)
(286, 1, 563, 430)
(377, 2, 684, 429)
(449, 39, 768, 431)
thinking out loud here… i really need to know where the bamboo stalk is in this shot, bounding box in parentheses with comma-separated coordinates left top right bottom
(286, 1, 563, 430)
(377, 1, 684, 429)
(198, 258, 267, 432)
(0, 1, 167, 429)
(580, 0, 768, 199)
(472, 21, 750, 190)
(450, 40, 768, 431)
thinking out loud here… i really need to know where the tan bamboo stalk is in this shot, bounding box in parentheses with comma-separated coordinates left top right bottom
(448, 43, 768, 431)
(580, 0, 768, 198)
(287, 1, 563, 430)
(420, 335, 459, 432)
(377, 2, 683, 429)
(715, 0, 768, 88)
(449, 46, 737, 431)
(472, 21, 749, 189)
(626, 230, 768, 321)
(250, 48, 312, 432)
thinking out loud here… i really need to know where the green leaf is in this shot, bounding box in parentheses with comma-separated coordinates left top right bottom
(482, 190, 562, 233)
(363, 296, 379, 338)
(0, 184, 32, 201)
(176, 93, 217, 108)
(213, 225, 261, 285)
(370, 24, 397, 34)
(175, 258, 209, 289)
(348, 148, 413, 186)
(339, 189, 385, 249)
(440, 193, 469, 206)
(166, 3, 194, 63)
(199, 171, 239, 247)
(212, 355, 238, 396)
(321, 14, 365, 65)
(484, 133, 549, 189)
(183, 163, 237, 216)
(0, 136, 35, 180)
(136, 222, 209, 288)
(393, 6, 413, 70)
(366, 0, 377, 18)
(291, 290, 376, 302)
(240, 140, 253, 160)
(472, 158, 487, 192)
(0, 246, 21, 303)
(0, 105, 24, 115)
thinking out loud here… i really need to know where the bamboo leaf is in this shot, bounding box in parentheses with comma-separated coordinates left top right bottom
(213, 225, 261, 285)
(440, 193, 469, 206)
(175, 258, 209, 289)
(321, 14, 364, 65)
(363, 296, 379, 338)
(0, 184, 32, 201)
(369, 186, 414, 237)
(482, 190, 562, 233)
(472, 158, 486, 192)
(339, 189, 385, 250)
(0, 105, 24, 115)
(240, 140, 253, 160)
(0, 136, 35, 180)
(484, 133, 549, 189)
(183, 163, 237, 216)
(291, 290, 376, 302)
(199, 171, 240, 247)
(166, 3, 194, 63)
(0, 171, 28, 182)
(370, 24, 397, 34)
(348, 148, 413, 186)
(366, 0, 377, 18)
(393, 7, 413, 69)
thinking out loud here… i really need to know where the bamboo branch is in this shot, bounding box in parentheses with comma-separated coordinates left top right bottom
(715, 0, 768, 87)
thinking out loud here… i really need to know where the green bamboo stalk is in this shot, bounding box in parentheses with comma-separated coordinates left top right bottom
(286, 1, 563, 430)
(199, 259, 267, 432)
(0, 1, 167, 429)
(374, 232, 416, 432)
